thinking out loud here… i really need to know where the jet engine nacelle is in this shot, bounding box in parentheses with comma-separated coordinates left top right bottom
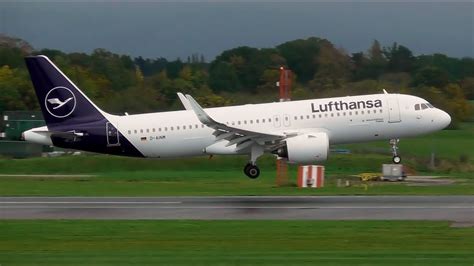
(279, 132, 329, 164)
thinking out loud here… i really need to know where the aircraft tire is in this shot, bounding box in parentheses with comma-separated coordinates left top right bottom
(392, 156, 402, 164)
(244, 164, 260, 179)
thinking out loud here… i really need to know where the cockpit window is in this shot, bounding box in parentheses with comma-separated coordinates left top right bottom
(415, 103, 435, 110)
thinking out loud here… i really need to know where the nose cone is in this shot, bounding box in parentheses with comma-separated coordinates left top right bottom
(438, 110, 451, 129)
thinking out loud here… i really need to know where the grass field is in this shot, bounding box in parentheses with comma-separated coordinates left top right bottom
(0, 220, 473, 265)
(0, 153, 472, 196)
(337, 122, 474, 161)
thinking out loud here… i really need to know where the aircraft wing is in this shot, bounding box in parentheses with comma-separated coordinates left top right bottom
(185, 94, 285, 151)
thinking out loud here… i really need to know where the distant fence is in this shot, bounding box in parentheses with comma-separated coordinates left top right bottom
(0, 140, 44, 158)
(1, 111, 45, 141)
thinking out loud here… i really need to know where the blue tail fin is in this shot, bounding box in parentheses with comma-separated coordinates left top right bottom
(25, 55, 106, 130)
(24, 55, 144, 157)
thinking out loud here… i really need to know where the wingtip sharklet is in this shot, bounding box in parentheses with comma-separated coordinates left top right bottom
(184, 94, 215, 125)
(177, 92, 192, 110)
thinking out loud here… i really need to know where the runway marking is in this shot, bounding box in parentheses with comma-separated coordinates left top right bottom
(1, 206, 473, 209)
(0, 201, 182, 204)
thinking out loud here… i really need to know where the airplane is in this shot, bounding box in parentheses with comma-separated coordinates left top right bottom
(22, 55, 451, 178)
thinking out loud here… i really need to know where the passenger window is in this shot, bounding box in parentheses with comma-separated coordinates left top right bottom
(319, 114, 322, 118)
(306, 115, 310, 119)
(140, 129, 143, 133)
(312, 114, 315, 119)
(134, 130, 137, 134)
(269, 118, 272, 122)
(128, 130, 131, 135)
(294, 116, 297, 120)
(256, 119, 259, 123)
(262, 119, 266, 123)
(300, 115, 304, 120)
(146, 129, 149, 133)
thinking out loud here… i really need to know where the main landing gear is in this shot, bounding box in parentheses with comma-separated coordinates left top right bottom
(390, 138, 402, 164)
(244, 163, 260, 179)
(243, 145, 264, 179)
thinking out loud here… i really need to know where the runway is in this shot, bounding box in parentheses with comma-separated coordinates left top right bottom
(1, 196, 473, 222)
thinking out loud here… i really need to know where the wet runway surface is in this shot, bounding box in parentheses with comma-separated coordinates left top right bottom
(1, 196, 473, 222)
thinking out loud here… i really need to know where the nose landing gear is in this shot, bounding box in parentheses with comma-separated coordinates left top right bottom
(390, 139, 402, 164)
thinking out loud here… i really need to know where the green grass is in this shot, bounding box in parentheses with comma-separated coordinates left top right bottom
(0, 155, 472, 196)
(0, 220, 472, 265)
(0, 169, 473, 196)
(337, 123, 474, 161)
(0, 153, 396, 175)
(0, 153, 472, 196)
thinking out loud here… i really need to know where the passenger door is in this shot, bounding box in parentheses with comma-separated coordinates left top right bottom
(106, 122, 120, 146)
(387, 97, 401, 123)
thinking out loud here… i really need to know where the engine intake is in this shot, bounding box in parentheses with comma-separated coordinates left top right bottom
(277, 132, 329, 164)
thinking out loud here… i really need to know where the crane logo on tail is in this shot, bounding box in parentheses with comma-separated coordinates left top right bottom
(48, 97, 73, 109)
(45, 86, 76, 118)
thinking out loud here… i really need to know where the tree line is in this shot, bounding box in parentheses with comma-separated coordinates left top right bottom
(0, 34, 472, 128)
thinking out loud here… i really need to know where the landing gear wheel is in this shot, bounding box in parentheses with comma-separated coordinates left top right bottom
(389, 139, 401, 164)
(392, 155, 402, 164)
(244, 163, 260, 179)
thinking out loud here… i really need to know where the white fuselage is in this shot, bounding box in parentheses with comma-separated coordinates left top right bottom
(101, 93, 450, 159)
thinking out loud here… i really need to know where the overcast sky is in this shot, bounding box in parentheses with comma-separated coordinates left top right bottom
(0, 1, 472, 60)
